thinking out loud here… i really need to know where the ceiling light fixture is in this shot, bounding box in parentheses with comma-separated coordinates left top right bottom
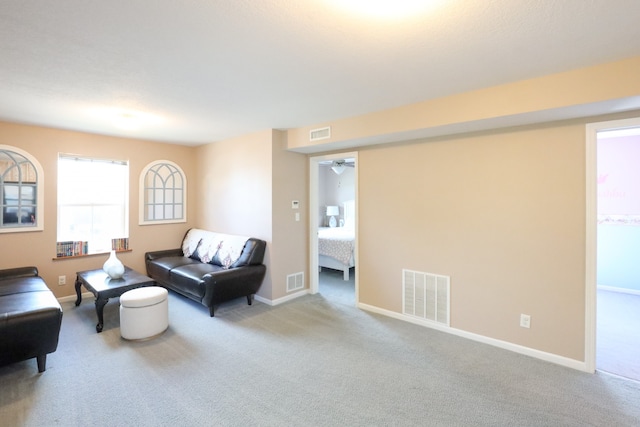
(113, 112, 141, 131)
(327, 0, 440, 19)
(87, 107, 163, 132)
(331, 161, 346, 175)
(85, 106, 167, 133)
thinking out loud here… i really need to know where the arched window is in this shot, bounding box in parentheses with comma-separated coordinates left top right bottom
(139, 160, 187, 225)
(0, 146, 44, 233)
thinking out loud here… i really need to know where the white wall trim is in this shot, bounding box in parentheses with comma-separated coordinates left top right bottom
(64, 280, 590, 373)
(358, 302, 587, 372)
(597, 285, 640, 296)
(585, 116, 640, 374)
(58, 292, 93, 304)
(255, 289, 309, 307)
(585, 121, 598, 374)
(308, 152, 359, 300)
(253, 294, 587, 371)
(64, 291, 311, 309)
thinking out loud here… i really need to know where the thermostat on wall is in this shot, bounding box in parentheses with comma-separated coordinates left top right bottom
(291, 200, 299, 209)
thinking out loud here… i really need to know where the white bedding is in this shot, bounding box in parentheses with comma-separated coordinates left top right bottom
(318, 227, 354, 265)
(318, 200, 355, 280)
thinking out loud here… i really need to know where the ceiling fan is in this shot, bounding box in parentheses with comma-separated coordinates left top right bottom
(330, 159, 355, 175)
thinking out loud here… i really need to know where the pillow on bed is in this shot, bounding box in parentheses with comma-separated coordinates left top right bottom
(343, 200, 355, 229)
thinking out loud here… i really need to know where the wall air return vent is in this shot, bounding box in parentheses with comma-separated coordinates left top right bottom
(310, 126, 331, 142)
(403, 269, 450, 326)
(287, 272, 305, 292)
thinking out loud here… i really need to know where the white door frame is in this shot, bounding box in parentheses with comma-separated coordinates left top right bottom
(309, 152, 359, 300)
(585, 116, 640, 373)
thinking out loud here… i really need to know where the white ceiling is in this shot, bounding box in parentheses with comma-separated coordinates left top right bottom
(1, 1, 640, 146)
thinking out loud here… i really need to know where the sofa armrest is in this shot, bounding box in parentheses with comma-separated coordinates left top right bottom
(145, 248, 183, 262)
(0, 266, 39, 281)
(202, 265, 267, 306)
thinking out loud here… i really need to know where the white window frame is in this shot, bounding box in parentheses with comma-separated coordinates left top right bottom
(139, 160, 187, 225)
(0, 145, 44, 233)
(57, 154, 129, 254)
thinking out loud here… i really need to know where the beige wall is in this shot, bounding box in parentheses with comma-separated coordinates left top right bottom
(0, 121, 307, 305)
(358, 122, 587, 360)
(287, 56, 640, 362)
(288, 56, 640, 151)
(0, 121, 197, 298)
(195, 130, 273, 298)
(194, 129, 308, 301)
(4, 54, 640, 364)
(271, 130, 308, 300)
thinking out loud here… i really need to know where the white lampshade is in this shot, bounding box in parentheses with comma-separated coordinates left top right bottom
(326, 206, 339, 216)
(331, 162, 345, 175)
(326, 205, 339, 227)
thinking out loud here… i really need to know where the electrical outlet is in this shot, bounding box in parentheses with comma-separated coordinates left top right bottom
(58, 275, 66, 286)
(520, 314, 531, 328)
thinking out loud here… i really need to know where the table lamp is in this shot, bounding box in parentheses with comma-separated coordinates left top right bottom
(326, 205, 339, 227)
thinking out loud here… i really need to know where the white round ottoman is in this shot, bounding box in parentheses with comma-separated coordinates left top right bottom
(120, 286, 168, 340)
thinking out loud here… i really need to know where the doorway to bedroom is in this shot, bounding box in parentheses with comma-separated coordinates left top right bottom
(586, 117, 640, 382)
(309, 152, 358, 306)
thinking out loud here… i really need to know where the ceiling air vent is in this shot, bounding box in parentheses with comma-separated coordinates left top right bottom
(310, 126, 331, 142)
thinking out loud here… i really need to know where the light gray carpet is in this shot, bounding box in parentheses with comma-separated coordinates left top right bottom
(1, 281, 640, 426)
(318, 267, 355, 306)
(597, 289, 640, 382)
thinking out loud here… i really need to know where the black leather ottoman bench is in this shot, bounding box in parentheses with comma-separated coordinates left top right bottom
(0, 267, 63, 373)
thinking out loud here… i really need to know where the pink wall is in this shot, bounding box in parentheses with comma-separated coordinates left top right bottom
(596, 132, 640, 291)
(597, 134, 640, 215)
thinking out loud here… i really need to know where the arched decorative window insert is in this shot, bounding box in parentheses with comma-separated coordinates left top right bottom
(139, 160, 187, 225)
(0, 146, 44, 233)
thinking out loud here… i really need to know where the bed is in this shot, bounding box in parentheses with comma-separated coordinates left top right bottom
(318, 200, 355, 280)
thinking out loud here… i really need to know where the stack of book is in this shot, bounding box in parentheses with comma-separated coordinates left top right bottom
(111, 237, 129, 251)
(56, 241, 88, 258)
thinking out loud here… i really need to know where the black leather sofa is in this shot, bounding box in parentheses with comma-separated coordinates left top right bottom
(0, 267, 63, 373)
(145, 229, 267, 316)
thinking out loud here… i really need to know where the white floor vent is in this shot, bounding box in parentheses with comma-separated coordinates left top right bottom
(403, 269, 450, 326)
(309, 126, 331, 142)
(287, 272, 305, 292)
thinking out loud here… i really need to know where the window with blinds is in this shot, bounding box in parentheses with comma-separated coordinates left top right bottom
(57, 154, 129, 254)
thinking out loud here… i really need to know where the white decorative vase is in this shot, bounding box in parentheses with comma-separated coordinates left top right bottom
(103, 250, 125, 279)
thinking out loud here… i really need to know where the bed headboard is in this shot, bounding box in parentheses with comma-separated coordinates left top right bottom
(343, 200, 355, 229)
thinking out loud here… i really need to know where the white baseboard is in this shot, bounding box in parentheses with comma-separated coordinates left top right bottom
(255, 289, 309, 306)
(58, 292, 93, 304)
(357, 302, 588, 373)
(131, 286, 587, 373)
(597, 285, 640, 296)
(63, 291, 308, 308)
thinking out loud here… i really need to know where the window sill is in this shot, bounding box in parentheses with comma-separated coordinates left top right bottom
(53, 249, 132, 261)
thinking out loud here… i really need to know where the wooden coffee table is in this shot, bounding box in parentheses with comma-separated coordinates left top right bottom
(75, 267, 156, 332)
